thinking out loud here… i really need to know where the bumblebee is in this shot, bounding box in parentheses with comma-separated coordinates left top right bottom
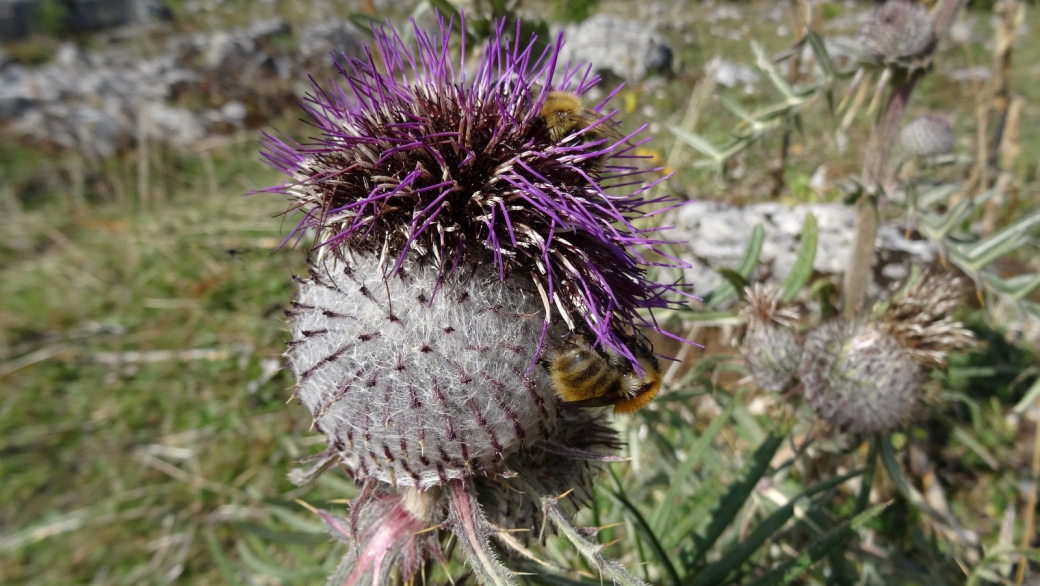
(539, 90, 625, 145)
(545, 335, 662, 415)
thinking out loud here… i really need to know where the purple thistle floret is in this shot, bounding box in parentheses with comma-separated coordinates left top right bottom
(260, 15, 688, 364)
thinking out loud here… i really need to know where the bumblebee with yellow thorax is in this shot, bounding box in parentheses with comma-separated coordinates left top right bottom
(539, 90, 625, 145)
(545, 335, 662, 415)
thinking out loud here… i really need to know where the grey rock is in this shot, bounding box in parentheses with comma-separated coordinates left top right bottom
(219, 100, 246, 126)
(142, 102, 206, 148)
(299, 20, 364, 63)
(558, 15, 673, 82)
(707, 5, 743, 23)
(708, 57, 759, 88)
(667, 201, 937, 301)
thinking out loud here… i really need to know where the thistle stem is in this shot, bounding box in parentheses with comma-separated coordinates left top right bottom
(842, 0, 967, 319)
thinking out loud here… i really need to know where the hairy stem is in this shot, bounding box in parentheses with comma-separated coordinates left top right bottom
(445, 479, 516, 586)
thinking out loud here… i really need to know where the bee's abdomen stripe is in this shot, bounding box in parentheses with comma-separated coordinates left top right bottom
(582, 364, 619, 397)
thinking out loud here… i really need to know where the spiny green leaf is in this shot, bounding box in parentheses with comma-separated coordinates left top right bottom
(1013, 375, 1040, 414)
(811, 280, 838, 320)
(780, 212, 818, 302)
(806, 31, 838, 80)
(949, 210, 1040, 273)
(650, 386, 751, 534)
(670, 126, 723, 159)
(267, 505, 327, 534)
(855, 439, 878, 514)
(919, 188, 997, 241)
(721, 97, 760, 129)
(717, 268, 751, 300)
(879, 434, 978, 548)
(704, 224, 765, 308)
(982, 271, 1040, 301)
(686, 468, 866, 586)
(950, 426, 999, 470)
(679, 431, 786, 570)
(917, 183, 960, 209)
(608, 489, 682, 586)
(752, 41, 797, 100)
(742, 503, 888, 586)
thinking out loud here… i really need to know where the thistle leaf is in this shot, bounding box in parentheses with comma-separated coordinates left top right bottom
(687, 468, 866, 586)
(704, 224, 765, 308)
(608, 488, 682, 586)
(679, 431, 785, 570)
(981, 271, 1040, 301)
(780, 212, 818, 303)
(949, 209, 1040, 271)
(670, 126, 723, 160)
(650, 386, 751, 533)
(742, 503, 889, 586)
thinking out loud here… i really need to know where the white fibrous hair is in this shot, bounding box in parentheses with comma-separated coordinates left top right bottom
(287, 253, 558, 489)
(799, 321, 925, 434)
(858, 0, 935, 64)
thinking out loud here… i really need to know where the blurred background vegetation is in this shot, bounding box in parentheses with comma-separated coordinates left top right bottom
(2, 0, 1039, 584)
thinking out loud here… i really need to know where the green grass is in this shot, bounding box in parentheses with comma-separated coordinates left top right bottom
(0, 134, 343, 583)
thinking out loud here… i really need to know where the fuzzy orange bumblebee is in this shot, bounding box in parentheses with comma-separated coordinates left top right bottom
(546, 336, 662, 415)
(539, 90, 625, 144)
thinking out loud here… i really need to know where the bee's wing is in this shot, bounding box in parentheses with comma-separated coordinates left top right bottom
(576, 112, 625, 142)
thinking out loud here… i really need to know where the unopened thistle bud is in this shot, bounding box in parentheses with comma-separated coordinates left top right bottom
(740, 284, 802, 392)
(261, 15, 686, 585)
(799, 272, 973, 434)
(901, 115, 955, 157)
(859, 0, 936, 65)
(799, 320, 925, 434)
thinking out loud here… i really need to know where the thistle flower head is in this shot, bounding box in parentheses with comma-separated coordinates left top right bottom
(901, 115, 955, 157)
(799, 320, 924, 434)
(263, 15, 684, 585)
(798, 272, 972, 434)
(740, 284, 802, 392)
(859, 0, 936, 65)
(261, 16, 685, 365)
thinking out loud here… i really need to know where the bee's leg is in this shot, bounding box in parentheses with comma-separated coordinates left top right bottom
(537, 357, 552, 372)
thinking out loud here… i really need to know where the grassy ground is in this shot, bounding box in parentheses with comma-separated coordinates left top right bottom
(2, 0, 1039, 584)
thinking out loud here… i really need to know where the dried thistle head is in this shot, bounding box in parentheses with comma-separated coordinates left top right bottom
(876, 271, 975, 367)
(799, 320, 925, 434)
(263, 16, 685, 585)
(740, 284, 802, 392)
(901, 115, 955, 157)
(859, 0, 936, 65)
